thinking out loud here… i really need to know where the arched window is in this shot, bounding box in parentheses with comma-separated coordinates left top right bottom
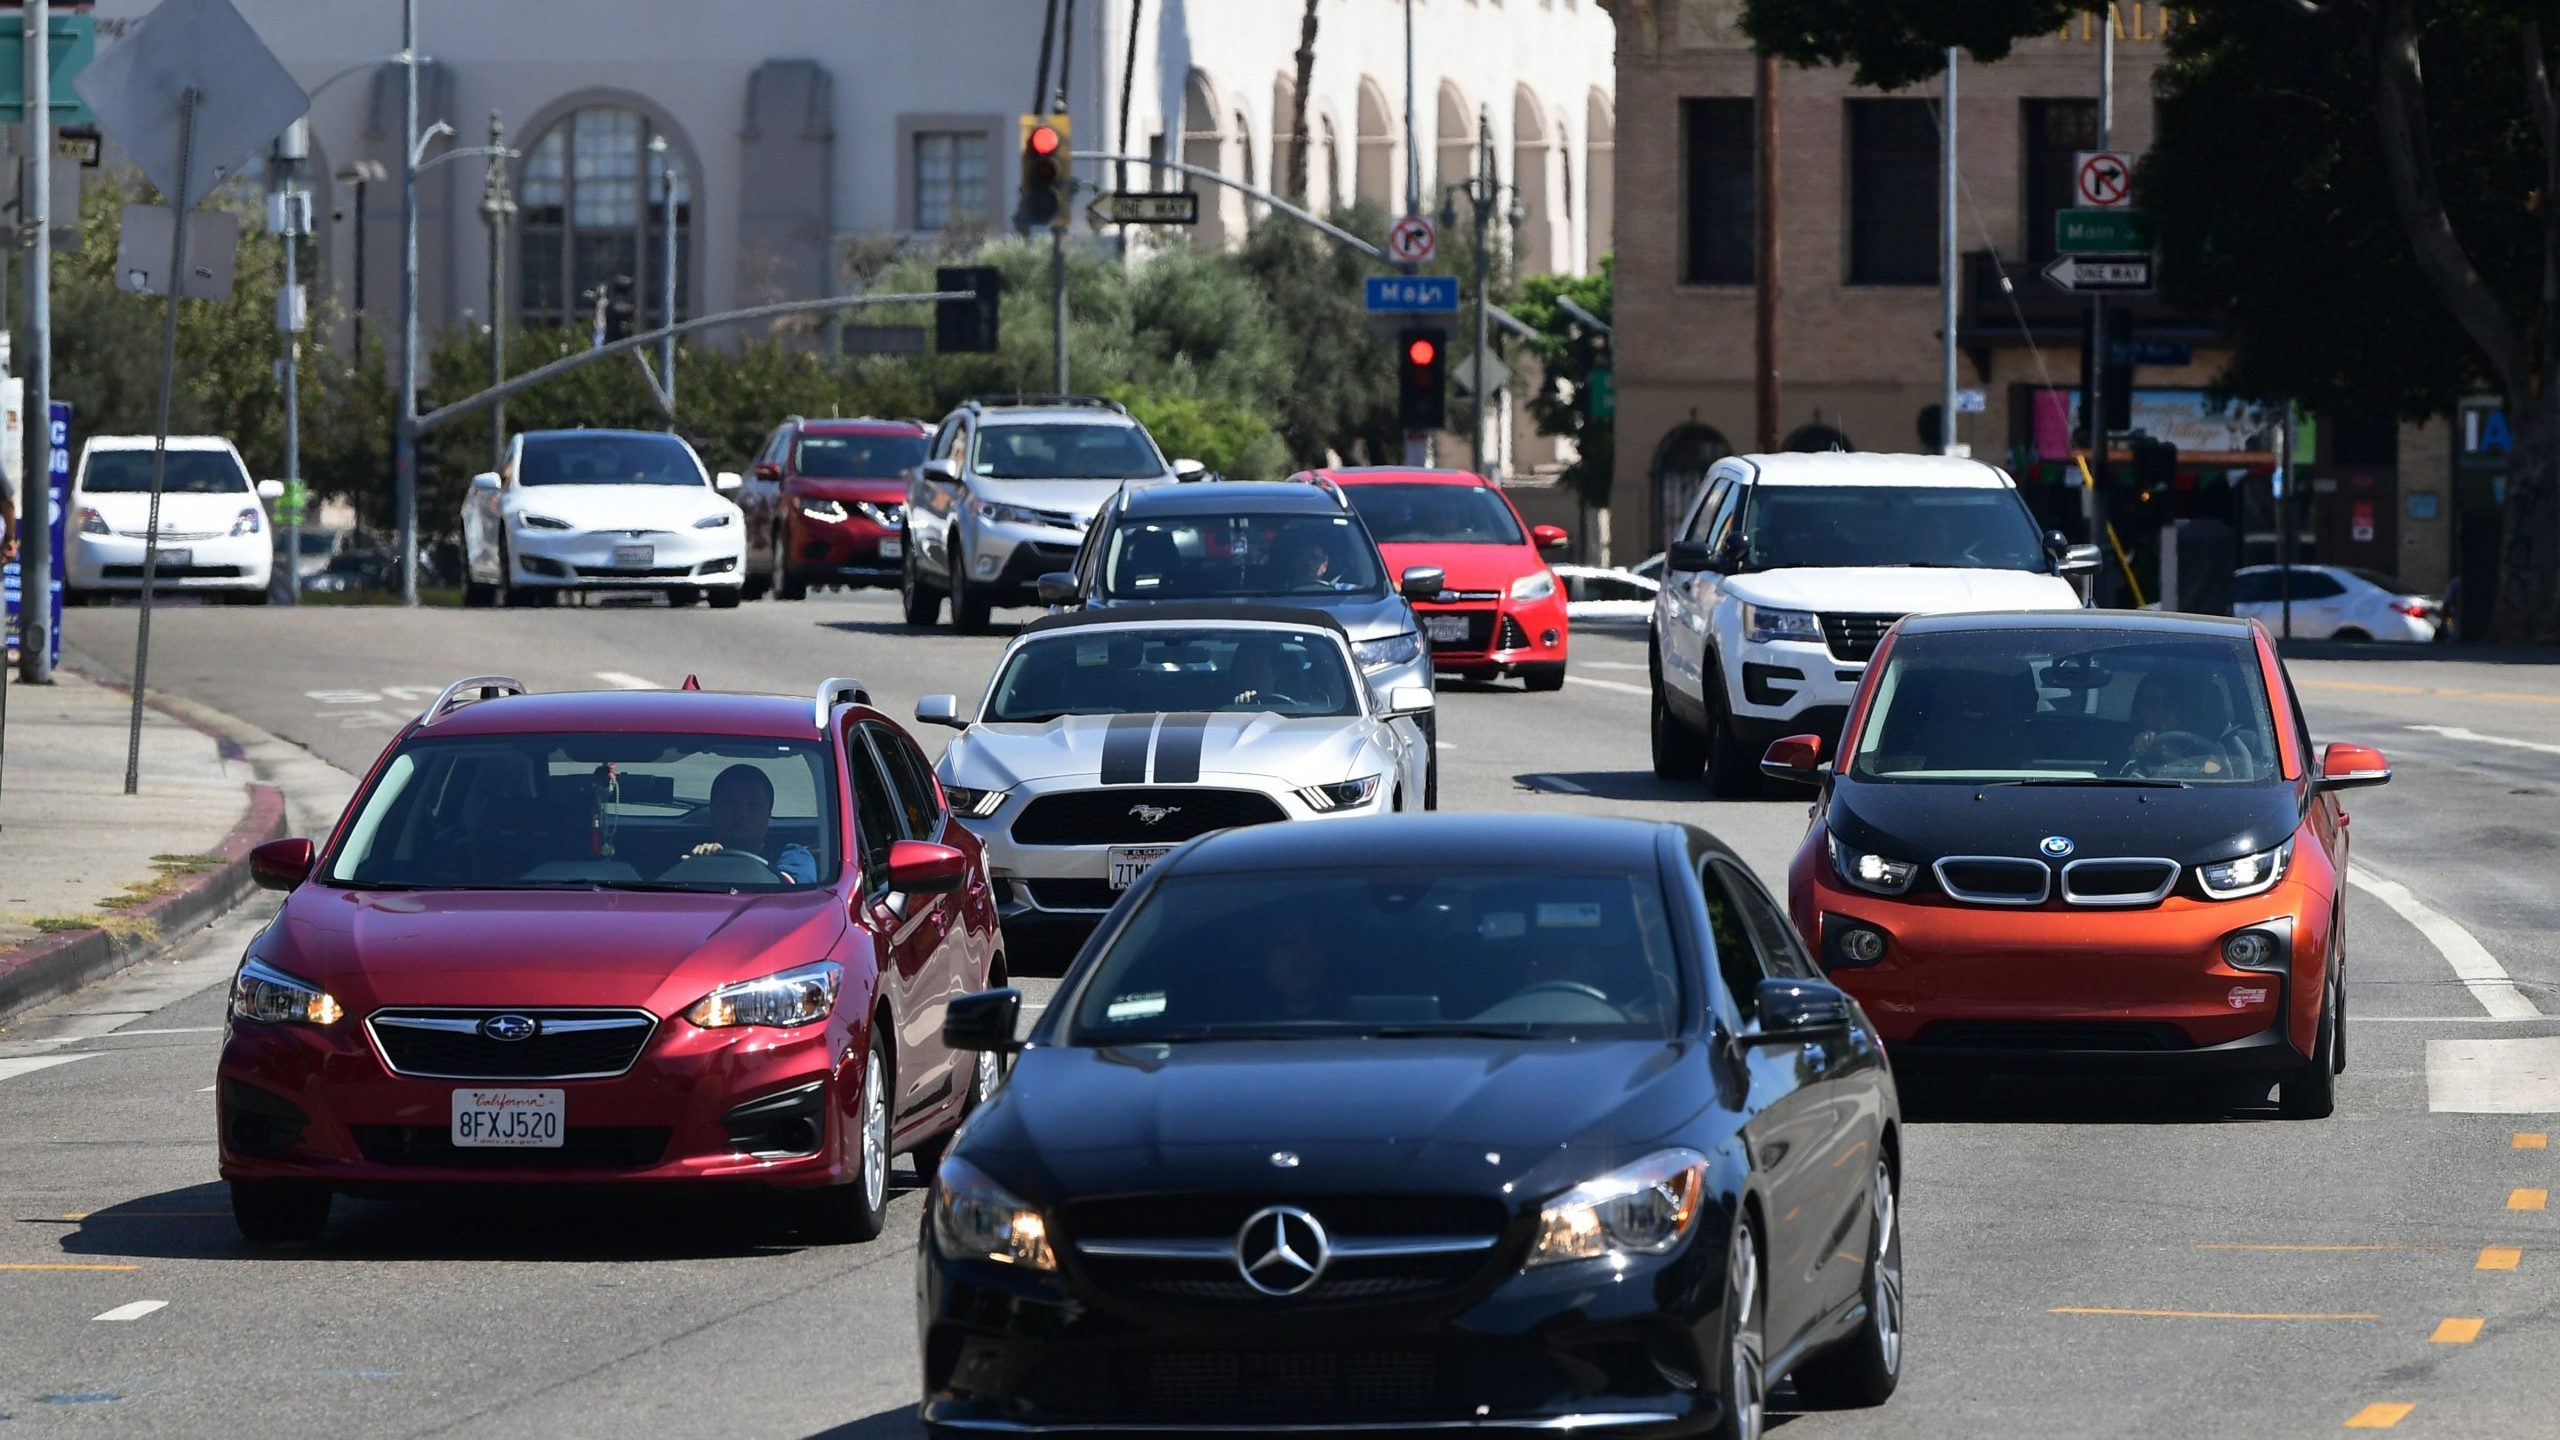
(517, 106, 692, 331)
(1652, 423, 1733, 549)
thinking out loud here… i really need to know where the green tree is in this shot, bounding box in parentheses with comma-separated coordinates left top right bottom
(1513, 256, 1615, 506)
(1232, 208, 1405, 468)
(1739, 0, 2560, 640)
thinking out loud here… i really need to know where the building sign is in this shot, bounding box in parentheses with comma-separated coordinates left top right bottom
(2351, 499, 2376, 543)
(2047, 5, 2180, 43)
(2460, 401, 2511, 455)
(2033, 387, 2278, 461)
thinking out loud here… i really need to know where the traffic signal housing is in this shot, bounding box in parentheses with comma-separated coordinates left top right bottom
(2077, 310, 2133, 449)
(604, 273, 638, 343)
(1019, 114, 1071, 231)
(935, 265, 1003, 353)
(1399, 327, 1448, 431)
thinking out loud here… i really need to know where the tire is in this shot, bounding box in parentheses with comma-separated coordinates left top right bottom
(1710, 1216, 1768, 1440)
(1704, 670, 1763, 800)
(908, 1035, 1006, 1180)
(1418, 711, 1440, 811)
(1523, 663, 1567, 693)
(1651, 684, 1707, 784)
(790, 1026, 894, 1244)
(743, 539, 771, 601)
(464, 579, 494, 608)
(667, 586, 702, 608)
(2333, 628, 2371, 643)
(1790, 1159, 1904, 1409)
(708, 586, 742, 610)
(900, 533, 941, 627)
(948, 554, 993, 634)
(775, 528, 809, 601)
(2333, 964, 2349, 1073)
(2279, 979, 2339, 1119)
(236, 588, 273, 606)
(231, 1178, 330, 1245)
(497, 541, 527, 608)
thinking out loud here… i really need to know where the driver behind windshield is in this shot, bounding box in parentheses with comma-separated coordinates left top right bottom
(1275, 527, 1348, 590)
(2126, 675, 2227, 777)
(689, 763, 817, 883)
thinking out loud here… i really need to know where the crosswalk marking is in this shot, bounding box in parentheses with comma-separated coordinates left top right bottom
(2427, 1038, 2560, 1113)
(0, 1055, 94, 1083)
(92, 1301, 166, 1322)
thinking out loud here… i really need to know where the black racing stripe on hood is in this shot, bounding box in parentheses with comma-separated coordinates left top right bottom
(1101, 714, 1156, 785)
(1152, 712, 1209, 784)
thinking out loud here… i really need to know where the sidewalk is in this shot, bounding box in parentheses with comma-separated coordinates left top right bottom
(0, 667, 281, 1023)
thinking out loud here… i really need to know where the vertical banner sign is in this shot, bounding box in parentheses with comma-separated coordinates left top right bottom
(4, 402, 69, 670)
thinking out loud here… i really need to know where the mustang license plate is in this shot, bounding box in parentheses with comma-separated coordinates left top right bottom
(1423, 613, 1471, 643)
(1109, 845, 1175, 890)
(451, 1088, 564, 1148)
(877, 535, 904, 559)
(611, 542, 654, 569)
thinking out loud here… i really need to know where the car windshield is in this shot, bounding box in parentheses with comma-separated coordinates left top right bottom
(1068, 865, 1683, 1043)
(518, 434, 705, 487)
(797, 433, 927, 478)
(972, 422, 1165, 480)
(1850, 630, 2282, 785)
(1099, 512, 1387, 599)
(1342, 483, 1527, 545)
(81, 450, 251, 495)
(323, 732, 838, 892)
(1742, 485, 2046, 571)
(986, 627, 1360, 721)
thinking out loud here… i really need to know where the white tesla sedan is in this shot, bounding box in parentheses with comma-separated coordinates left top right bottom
(462, 428, 747, 607)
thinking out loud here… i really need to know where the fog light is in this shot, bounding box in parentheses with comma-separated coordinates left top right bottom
(974, 554, 1001, 578)
(1541, 628, 1559, 647)
(2223, 932, 2277, 969)
(1838, 926, 1887, 965)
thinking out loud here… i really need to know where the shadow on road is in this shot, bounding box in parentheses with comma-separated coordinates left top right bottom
(805, 1408, 923, 1440)
(1512, 770, 1815, 806)
(818, 618, 1030, 640)
(1899, 1073, 2282, 1126)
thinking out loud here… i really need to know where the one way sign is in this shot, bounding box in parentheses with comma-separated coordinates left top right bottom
(2041, 253, 2152, 294)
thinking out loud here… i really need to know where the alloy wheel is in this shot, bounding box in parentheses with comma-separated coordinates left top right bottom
(861, 1050, 889, 1213)
(1871, 1162, 1904, 1376)
(1730, 1221, 1766, 1440)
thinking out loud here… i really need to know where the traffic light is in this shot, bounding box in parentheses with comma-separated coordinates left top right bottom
(1019, 114, 1071, 231)
(2077, 310, 2133, 448)
(2131, 434, 2180, 492)
(935, 265, 1003, 353)
(604, 273, 637, 343)
(1399, 327, 1448, 430)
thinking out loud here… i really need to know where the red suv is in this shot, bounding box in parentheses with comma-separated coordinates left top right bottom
(1311, 467, 1573, 690)
(217, 675, 1005, 1244)
(741, 417, 930, 599)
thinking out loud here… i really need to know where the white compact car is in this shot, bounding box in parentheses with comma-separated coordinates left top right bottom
(64, 436, 281, 603)
(1651, 452, 2098, 797)
(462, 428, 747, 607)
(1555, 563, 1660, 626)
(2233, 564, 2440, 643)
(914, 605, 1434, 948)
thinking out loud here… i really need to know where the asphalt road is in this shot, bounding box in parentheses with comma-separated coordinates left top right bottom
(1, 593, 2554, 1436)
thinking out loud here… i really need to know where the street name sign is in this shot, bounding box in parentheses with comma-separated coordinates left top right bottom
(2041, 253, 2153, 294)
(2056, 207, 2153, 255)
(2073, 149, 2134, 208)
(1089, 190, 1197, 225)
(1365, 274, 1459, 313)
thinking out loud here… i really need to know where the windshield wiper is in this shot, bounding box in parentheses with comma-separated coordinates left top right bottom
(1984, 777, 2191, 789)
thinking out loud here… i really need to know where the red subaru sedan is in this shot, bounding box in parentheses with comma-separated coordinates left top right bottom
(741, 416, 930, 600)
(217, 675, 1005, 1243)
(1313, 467, 1573, 690)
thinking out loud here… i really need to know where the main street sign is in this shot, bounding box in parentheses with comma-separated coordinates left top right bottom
(1364, 275, 1459, 313)
(1088, 190, 1198, 225)
(2041, 253, 2154, 294)
(2056, 207, 2153, 255)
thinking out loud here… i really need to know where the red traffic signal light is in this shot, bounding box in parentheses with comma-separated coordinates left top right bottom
(1406, 336, 1438, 367)
(1029, 124, 1062, 157)
(1398, 326, 1448, 431)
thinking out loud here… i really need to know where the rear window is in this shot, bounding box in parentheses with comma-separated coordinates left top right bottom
(1342, 483, 1526, 546)
(81, 449, 250, 495)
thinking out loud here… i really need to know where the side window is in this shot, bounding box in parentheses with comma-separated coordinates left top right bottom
(1715, 859, 1816, 979)
(1706, 482, 1749, 554)
(1697, 857, 1777, 1027)
(864, 724, 945, 840)
(2293, 570, 2347, 600)
(2230, 572, 2274, 605)
(1682, 478, 1731, 545)
(844, 730, 902, 890)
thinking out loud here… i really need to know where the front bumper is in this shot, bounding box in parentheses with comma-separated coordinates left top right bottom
(1416, 591, 1569, 678)
(216, 1009, 854, 1191)
(509, 526, 745, 589)
(65, 529, 272, 590)
(787, 509, 905, 587)
(1724, 637, 1862, 743)
(963, 520, 1086, 603)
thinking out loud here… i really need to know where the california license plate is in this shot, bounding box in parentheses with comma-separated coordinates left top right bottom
(611, 542, 654, 569)
(450, 1088, 564, 1148)
(878, 535, 904, 559)
(149, 548, 193, 567)
(1108, 845, 1174, 890)
(1424, 613, 1470, 643)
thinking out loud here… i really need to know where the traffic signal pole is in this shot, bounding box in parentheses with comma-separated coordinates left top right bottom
(1052, 225, 1068, 393)
(2084, 16, 2112, 551)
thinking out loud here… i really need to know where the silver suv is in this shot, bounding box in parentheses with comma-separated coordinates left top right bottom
(901, 395, 1199, 631)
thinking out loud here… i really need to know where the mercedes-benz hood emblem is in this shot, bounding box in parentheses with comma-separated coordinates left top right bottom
(1234, 1205, 1330, 1296)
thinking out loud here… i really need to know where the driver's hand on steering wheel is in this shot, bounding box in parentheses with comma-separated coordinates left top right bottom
(689, 841, 728, 858)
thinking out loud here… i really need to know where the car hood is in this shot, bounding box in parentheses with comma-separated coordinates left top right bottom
(967, 477, 1163, 523)
(785, 476, 907, 505)
(258, 887, 846, 1014)
(508, 483, 736, 530)
(944, 712, 1381, 787)
(1829, 775, 2304, 869)
(1725, 567, 2083, 614)
(1377, 542, 1539, 596)
(77, 489, 257, 532)
(965, 1038, 1718, 1201)
(1086, 589, 1414, 642)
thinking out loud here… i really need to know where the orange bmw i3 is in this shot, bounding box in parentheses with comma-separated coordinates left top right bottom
(1766, 610, 2390, 1117)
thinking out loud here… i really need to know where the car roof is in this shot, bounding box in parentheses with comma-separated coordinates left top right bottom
(518, 428, 688, 444)
(1893, 608, 2260, 640)
(977, 407, 1139, 427)
(796, 418, 926, 436)
(1017, 602, 1350, 638)
(85, 435, 235, 451)
(1309, 467, 1488, 488)
(411, 689, 839, 741)
(1166, 813, 1680, 877)
(1734, 452, 2015, 489)
(1124, 482, 1345, 515)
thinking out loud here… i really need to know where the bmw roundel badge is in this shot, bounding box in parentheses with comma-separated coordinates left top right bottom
(2039, 835, 2076, 859)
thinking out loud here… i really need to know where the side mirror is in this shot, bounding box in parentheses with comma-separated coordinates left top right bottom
(1532, 523, 1570, 551)
(714, 471, 744, 493)
(1399, 565, 1445, 601)
(1386, 686, 1437, 717)
(885, 838, 969, 895)
(249, 837, 315, 892)
(753, 460, 785, 480)
(943, 986, 1024, 1055)
(2316, 742, 2392, 791)
(2058, 544, 2102, 576)
(1759, 733, 1825, 784)
(1035, 571, 1080, 605)
(1666, 539, 1717, 573)
(913, 693, 966, 729)
(470, 471, 501, 492)
(255, 478, 286, 500)
(920, 457, 960, 484)
(1748, 977, 1853, 1040)
(1171, 458, 1207, 481)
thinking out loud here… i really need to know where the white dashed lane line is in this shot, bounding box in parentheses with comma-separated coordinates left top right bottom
(1563, 675, 1650, 698)
(593, 672, 660, 690)
(2406, 723, 2560, 758)
(1525, 774, 1591, 794)
(93, 1301, 167, 1322)
(2349, 865, 2539, 1020)
(0, 1055, 94, 1083)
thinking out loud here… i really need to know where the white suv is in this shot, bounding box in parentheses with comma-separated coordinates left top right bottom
(1649, 452, 2097, 797)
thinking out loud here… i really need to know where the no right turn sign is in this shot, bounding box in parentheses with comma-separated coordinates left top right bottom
(2074, 150, 2135, 209)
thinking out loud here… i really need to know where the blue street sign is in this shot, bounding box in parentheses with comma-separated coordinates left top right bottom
(1365, 275, 1459, 313)
(5, 402, 70, 671)
(2109, 338, 2192, 366)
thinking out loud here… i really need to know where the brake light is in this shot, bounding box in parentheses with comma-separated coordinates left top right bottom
(2389, 599, 2430, 618)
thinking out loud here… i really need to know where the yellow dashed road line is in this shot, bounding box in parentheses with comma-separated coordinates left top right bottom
(2431, 1317, 2484, 1344)
(2515, 1132, 2549, 1150)
(2478, 1246, 2523, 1271)
(2507, 1188, 2548, 1212)
(2345, 1402, 2416, 1429)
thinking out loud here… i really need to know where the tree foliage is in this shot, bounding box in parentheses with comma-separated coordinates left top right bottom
(1513, 256, 1615, 506)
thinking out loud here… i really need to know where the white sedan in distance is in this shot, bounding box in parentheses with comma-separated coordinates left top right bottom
(1554, 563, 1660, 627)
(463, 428, 747, 608)
(2233, 564, 2440, 643)
(63, 435, 282, 604)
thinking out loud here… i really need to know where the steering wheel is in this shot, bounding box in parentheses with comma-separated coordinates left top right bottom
(664, 845, 784, 880)
(1230, 690, 1304, 710)
(1512, 979, 1615, 1006)
(2123, 729, 2218, 776)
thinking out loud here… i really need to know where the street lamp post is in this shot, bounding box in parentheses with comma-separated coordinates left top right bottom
(650, 133, 676, 416)
(394, 0, 420, 604)
(1437, 110, 1526, 480)
(478, 112, 513, 475)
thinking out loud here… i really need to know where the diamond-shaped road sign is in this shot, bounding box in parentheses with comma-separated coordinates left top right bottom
(74, 0, 307, 209)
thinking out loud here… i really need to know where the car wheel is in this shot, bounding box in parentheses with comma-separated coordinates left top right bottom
(1651, 652, 1707, 782)
(1523, 663, 1567, 693)
(708, 585, 742, 610)
(1789, 1159, 1904, 1408)
(497, 541, 528, 608)
(776, 530, 809, 601)
(791, 1027, 894, 1244)
(1417, 711, 1439, 811)
(2333, 966, 2349, 1074)
(1704, 670, 1762, 800)
(1710, 1217, 1767, 1440)
(900, 530, 941, 626)
(742, 539, 771, 601)
(2333, 627, 2371, 643)
(231, 1178, 330, 1245)
(2279, 979, 2339, 1119)
(949, 554, 993, 633)
(464, 578, 494, 608)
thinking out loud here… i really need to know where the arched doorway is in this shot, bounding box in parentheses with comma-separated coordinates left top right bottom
(1586, 90, 1615, 262)
(1783, 423, 1855, 453)
(1652, 423, 1733, 550)
(1182, 70, 1229, 247)
(1436, 82, 1474, 197)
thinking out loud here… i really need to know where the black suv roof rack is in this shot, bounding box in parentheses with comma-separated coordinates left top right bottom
(960, 394, 1129, 415)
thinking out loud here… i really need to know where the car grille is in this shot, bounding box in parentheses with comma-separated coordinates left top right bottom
(1819, 612, 1903, 662)
(1066, 1194, 1510, 1308)
(1012, 788, 1288, 845)
(1023, 878, 1122, 911)
(1424, 609, 1496, 653)
(1134, 1350, 1446, 1416)
(350, 1124, 671, 1169)
(116, 527, 224, 541)
(1932, 857, 2051, 905)
(1918, 1021, 2193, 1052)
(1929, 856, 2184, 908)
(365, 1009, 657, 1080)
(2058, 858, 2180, 905)
(101, 564, 248, 579)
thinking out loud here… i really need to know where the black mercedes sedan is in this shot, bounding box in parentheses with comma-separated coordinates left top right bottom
(918, 814, 1903, 1439)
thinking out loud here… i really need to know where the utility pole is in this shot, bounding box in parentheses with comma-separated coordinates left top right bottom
(18, 0, 53, 681)
(1753, 50, 1779, 452)
(1403, 0, 1419, 217)
(1939, 47, 1958, 456)
(651, 132, 675, 415)
(479, 112, 512, 474)
(2084, 13, 2112, 550)
(275, 120, 309, 605)
(393, 0, 420, 604)
(2277, 406, 2295, 641)
(1471, 111, 1492, 478)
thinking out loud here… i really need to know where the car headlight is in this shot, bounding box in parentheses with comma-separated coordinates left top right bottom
(1509, 569, 1557, 602)
(933, 1155, 1057, 1270)
(1744, 604, 1823, 645)
(971, 498, 1039, 527)
(230, 506, 263, 537)
(796, 497, 848, 522)
(1352, 632, 1422, 671)
(693, 511, 733, 529)
(942, 783, 1007, 818)
(229, 957, 344, 1026)
(854, 500, 903, 527)
(76, 506, 110, 535)
(2197, 839, 2292, 900)
(1527, 1147, 1710, 1269)
(683, 960, 842, 1029)
(1296, 775, 1382, 812)
(517, 513, 572, 531)
(1830, 835, 1920, 896)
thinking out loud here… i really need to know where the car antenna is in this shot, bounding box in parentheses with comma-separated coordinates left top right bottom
(681, 674, 701, 690)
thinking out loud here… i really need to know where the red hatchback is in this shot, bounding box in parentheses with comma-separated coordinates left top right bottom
(217, 675, 1005, 1244)
(741, 417, 930, 600)
(1313, 467, 1573, 690)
